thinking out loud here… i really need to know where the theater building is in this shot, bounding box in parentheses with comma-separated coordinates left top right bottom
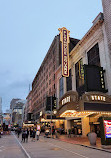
(31, 34, 79, 124)
(56, 13, 111, 137)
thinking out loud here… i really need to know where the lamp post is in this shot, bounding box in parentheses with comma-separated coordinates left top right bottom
(50, 96, 57, 138)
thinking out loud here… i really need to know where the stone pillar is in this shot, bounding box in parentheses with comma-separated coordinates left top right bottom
(82, 117, 90, 137)
(64, 120, 71, 134)
(55, 120, 60, 128)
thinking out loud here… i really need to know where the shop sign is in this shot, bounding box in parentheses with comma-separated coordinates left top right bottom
(58, 27, 70, 77)
(104, 120, 111, 138)
(91, 95, 106, 101)
(62, 96, 70, 105)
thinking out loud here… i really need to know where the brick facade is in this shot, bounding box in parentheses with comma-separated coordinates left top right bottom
(30, 35, 79, 121)
(102, 0, 111, 65)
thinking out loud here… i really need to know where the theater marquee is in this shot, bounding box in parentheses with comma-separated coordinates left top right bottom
(58, 27, 70, 77)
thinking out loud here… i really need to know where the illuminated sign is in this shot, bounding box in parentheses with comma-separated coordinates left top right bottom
(79, 59, 84, 80)
(62, 96, 70, 105)
(40, 111, 42, 116)
(91, 95, 106, 101)
(104, 120, 111, 138)
(58, 27, 70, 77)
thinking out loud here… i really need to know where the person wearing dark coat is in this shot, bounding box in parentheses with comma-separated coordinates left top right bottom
(21, 129, 26, 143)
(32, 129, 36, 141)
(26, 128, 29, 142)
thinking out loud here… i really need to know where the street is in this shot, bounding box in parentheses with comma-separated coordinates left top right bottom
(0, 133, 111, 158)
(0, 133, 26, 158)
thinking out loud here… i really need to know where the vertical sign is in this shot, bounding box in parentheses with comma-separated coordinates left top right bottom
(58, 27, 70, 77)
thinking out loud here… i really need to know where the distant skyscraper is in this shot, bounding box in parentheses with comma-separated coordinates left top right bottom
(0, 97, 2, 114)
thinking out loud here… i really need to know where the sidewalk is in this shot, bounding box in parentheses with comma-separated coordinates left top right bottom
(57, 134, 111, 153)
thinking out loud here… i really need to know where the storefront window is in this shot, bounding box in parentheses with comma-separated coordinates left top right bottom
(59, 77, 64, 98)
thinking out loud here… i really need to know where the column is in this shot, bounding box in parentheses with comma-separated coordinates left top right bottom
(82, 117, 90, 137)
(64, 120, 71, 134)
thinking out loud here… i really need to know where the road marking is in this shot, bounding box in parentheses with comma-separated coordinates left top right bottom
(48, 142, 89, 158)
(12, 132, 31, 158)
(0, 149, 6, 152)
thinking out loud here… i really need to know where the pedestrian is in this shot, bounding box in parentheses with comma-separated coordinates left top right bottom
(68, 129, 71, 138)
(21, 129, 26, 143)
(55, 129, 58, 138)
(32, 129, 36, 141)
(26, 128, 29, 142)
(36, 129, 40, 140)
(17, 128, 20, 138)
(30, 128, 33, 138)
(52, 128, 55, 138)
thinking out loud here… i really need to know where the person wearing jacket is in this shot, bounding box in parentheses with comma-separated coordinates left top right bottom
(36, 129, 40, 140)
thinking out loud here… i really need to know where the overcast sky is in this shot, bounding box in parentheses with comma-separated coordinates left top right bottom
(0, 0, 103, 112)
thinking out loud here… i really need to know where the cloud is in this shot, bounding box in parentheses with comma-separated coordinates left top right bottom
(0, 73, 32, 112)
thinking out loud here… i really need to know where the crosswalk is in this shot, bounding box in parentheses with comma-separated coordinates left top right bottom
(0, 146, 6, 152)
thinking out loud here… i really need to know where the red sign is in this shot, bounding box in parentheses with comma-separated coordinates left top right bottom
(104, 120, 111, 138)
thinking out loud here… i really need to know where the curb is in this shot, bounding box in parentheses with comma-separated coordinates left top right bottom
(78, 144, 111, 153)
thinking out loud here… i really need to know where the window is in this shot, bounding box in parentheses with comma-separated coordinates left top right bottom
(75, 59, 84, 95)
(49, 88, 51, 95)
(49, 79, 51, 85)
(66, 69, 72, 91)
(54, 84, 55, 89)
(53, 74, 55, 81)
(53, 65, 55, 71)
(59, 77, 64, 98)
(87, 43, 100, 66)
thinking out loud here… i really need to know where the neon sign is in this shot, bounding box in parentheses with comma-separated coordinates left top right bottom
(58, 27, 70, 77)
(91, 95, 106, 101)
(62, 96, 71, 105)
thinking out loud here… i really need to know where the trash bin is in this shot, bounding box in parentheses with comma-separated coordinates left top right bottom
(88, 132, 97, 145)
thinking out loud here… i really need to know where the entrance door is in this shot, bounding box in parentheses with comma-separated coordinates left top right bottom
(94, 124, 100, 137)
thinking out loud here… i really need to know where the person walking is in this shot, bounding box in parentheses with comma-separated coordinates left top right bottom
(32, 129, 36, 141)
(52, 128, 55, 138)
(17, 127, 20, 138)
(68, 128, 71, 138)
(21, 129, 26, 143)
(26, 128, 29, 143)
(36, 129, 40, 141)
